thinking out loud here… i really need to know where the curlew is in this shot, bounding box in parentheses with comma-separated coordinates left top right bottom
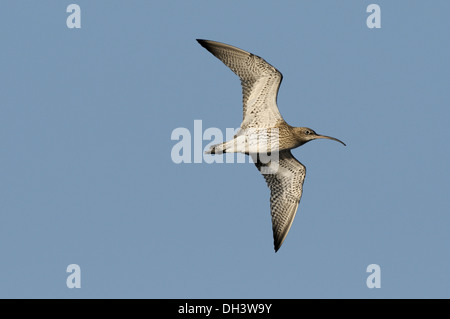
(197, 39, 345, 252)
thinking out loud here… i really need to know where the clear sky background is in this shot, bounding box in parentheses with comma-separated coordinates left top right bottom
(1, 1, 449, 298)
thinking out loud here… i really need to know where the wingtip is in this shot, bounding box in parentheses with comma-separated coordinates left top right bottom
(196, 39, 211, 50)
(274, 242, 282, 253)
(196, 39, 208, 46)
(274, 231, 290, 252)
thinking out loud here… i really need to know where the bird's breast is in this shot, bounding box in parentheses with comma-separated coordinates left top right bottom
(238, 126, 300, 153)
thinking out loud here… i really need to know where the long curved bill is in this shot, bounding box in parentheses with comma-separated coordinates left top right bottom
(315, 134, 346, 146)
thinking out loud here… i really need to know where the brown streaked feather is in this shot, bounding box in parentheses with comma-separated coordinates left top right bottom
(197, 39, 285, 129)
(254, 150, 306, 252)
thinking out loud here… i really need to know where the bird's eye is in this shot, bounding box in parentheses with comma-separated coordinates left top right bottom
(305, 130, 310, 135)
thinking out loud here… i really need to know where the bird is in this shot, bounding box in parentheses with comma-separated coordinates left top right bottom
(197, 39, 346, 252)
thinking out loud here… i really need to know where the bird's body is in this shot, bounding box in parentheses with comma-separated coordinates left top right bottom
(197, 39, 345, 252)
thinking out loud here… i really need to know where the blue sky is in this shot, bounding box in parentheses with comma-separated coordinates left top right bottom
(1, 1, 449, 298)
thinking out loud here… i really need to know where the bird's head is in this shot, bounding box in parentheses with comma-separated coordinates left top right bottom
(293, 127, 346, 146)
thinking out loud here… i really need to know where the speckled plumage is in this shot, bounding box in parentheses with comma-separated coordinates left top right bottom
(254, 150, 306, 251)
(197, 39, 345, 252)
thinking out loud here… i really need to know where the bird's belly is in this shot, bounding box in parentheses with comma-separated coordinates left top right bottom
(232, 128, 282, 154)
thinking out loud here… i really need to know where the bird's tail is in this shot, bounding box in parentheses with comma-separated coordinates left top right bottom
(205, 137, 245, 154)
(205, 142, 226, 154)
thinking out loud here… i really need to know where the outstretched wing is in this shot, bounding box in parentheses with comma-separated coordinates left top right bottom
(197, 39, 285, 129)
(255, 150, 306, 252)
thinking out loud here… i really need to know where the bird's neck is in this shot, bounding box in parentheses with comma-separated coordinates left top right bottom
(274, 126, 306, 151)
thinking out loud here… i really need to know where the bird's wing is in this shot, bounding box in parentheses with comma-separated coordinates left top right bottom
(197, 39, 285, 129)
(254, 150, 306, 252)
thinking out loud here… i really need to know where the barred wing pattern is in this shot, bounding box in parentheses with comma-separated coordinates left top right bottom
(255, 150, 306, 252)
(197, 39, 285, 129)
